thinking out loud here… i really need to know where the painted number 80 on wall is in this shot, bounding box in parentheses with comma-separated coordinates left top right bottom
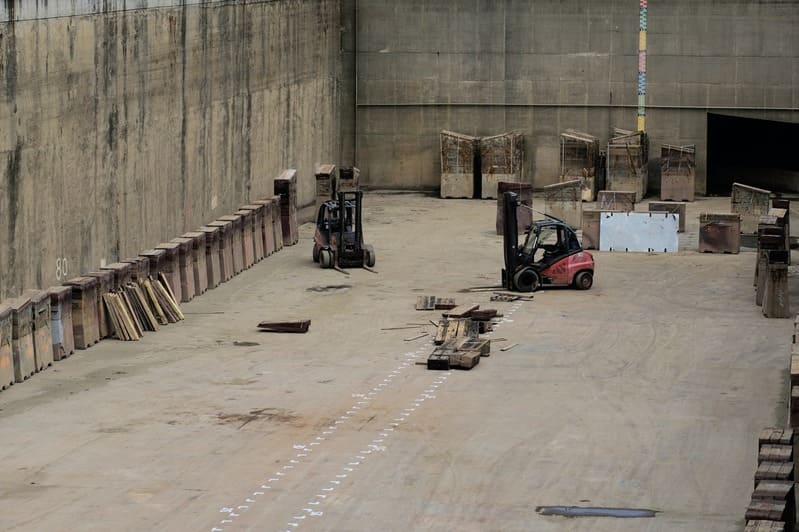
(55, 257, 69, 281)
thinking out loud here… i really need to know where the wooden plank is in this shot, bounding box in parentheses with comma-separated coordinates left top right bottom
(745, 499, 788, 521)
(759, 429, 794, 447)
(434, 298, 456, 310)
(753, 480, 794, 501)
(443, 304, 479, 318)
(416, 296, 436, 311)
(745, 520, 786, 532)
(759, 444, 793, 463)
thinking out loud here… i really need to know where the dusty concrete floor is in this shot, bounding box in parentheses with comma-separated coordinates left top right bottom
(0, 194, 795, 532)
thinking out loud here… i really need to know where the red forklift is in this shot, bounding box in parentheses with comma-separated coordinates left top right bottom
(313, 191, 376, 269)
(502, 191, 594, 292)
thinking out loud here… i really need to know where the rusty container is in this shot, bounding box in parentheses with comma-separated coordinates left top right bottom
(235, 209, 256, 269)
(101, 262, 133, 291)
(9, 296, 35, 382)
(582, 210, 601, 250)
(315, 164, 337, 205)
(496, 182, 533, 235)
(597, 190, 636, 212)
(86, 270, 114, 339)
(338, 166, 360, 193)
(240, 204, 266, 262)
(649, 201, 687, 233)
(699, 213, 741, 254)
(274, 169, 298, 245)
(23, 290, 53, 372)
(155, 242, 183, 303)
(543, 179, 583, 229)
(183, 231, 208, 296)
(122, 256, 150, 282)
(199, 226, 222, 289)
(63, 277, 100, 349)
(139, 248, 168, 281)
(660, 144, 696, 202)
(271, 196, 285, 251)
(218, 214, 245, 274)
(170, 237, 196, 303)
(254, 199, 277, 256)
(0, 303, 14, 389)
(732, 183, 771, 234)
(207, 220, 234, 281)
(763, 250, 791, 319)
(48, 286, 74, 361)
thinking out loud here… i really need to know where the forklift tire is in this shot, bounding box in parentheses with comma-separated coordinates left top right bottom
(313, 244, 320, 263)
(364, 245, 376, 267)
(513, 267, 541, 293)
(574, 271, 593, 290)
(319, 249, 333, 269)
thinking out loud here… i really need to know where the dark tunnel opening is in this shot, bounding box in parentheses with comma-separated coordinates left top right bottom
(706, 113, 799, 195)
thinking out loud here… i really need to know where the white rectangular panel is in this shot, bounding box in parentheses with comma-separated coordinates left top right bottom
(599, 212, 679, 253)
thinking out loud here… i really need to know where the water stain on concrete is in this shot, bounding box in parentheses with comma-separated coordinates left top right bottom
(217, 408, 299, 430)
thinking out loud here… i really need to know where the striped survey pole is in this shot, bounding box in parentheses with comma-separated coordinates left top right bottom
(637, 0, 648, 132)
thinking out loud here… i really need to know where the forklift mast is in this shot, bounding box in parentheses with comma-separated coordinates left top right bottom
(502, 191, 519, 290)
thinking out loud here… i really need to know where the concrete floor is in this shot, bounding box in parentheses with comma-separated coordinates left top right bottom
(0, 194, 794, 531)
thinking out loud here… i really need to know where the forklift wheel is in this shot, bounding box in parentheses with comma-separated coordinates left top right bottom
(313, 244, 320, 263)
(364, 245, 376, 267)
(513, 267, 541, 293)
(319, 249, 333, 269)
(574, 271, 593, 290)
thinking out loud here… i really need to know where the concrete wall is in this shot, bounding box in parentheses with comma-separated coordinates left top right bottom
(355, 0, 799, 191)
(0, 0, 352, 299)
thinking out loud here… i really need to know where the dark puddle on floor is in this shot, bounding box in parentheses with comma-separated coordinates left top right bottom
(536, 506, 657, 518)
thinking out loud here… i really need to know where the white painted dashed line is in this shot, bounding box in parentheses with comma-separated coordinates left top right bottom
(212, 338, 442, 530)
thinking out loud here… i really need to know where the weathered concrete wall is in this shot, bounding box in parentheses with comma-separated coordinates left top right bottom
(0, 0, 351, 299)
(355, 0, 799, 191)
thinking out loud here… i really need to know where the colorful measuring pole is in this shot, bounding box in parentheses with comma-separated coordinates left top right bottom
(637, 0, 648, 132)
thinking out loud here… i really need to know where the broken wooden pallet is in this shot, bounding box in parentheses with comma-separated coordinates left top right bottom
(434, 318, 478, 345)
(427, 337, 491, 370)
(745, 521, 785, 532)
(442, 303, 479, 318)
(257, 320, 311, 333)
(416, 296, 457, 311)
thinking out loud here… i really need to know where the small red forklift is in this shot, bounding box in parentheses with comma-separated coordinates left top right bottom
(501, 191, 595, 292)
(313, 191, 376, 269)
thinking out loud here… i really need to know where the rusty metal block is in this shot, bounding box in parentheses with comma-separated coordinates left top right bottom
(606, 130, 648, 202)
(440, 130, 478, 199)
(198, 226, 222, 289)
(206, 220, 234, 282)
(86, 270, 115, 339)
(560, 130, 601, 202)
(23, 290, 53, 372)
(48, 286, 74, 361)
(649, 201, 687, 232)
(315, 164, 337, 203)
(9, 296, 35, 381)
(660, 144, 695, 201)
(171, 237, 196, 303)
(699, 213, 740, 253)
(218, 214, 245, 274)
(481, 133, 524, 199)
(63, 277, 100, 349)
(597, 190, 636, 212)
(239, 205, 266, 262)
(235, 209, 257, 269)
(496, 182, 533, 235)
(154, 242, 183, 303)
(544, 179, 582, 229)
(582, 209, 601, 250)
(274, 170, 298, 245)
(0, 303, 14, 389)
(182, 231, 208, 295)
(732, 183, 772, 234)
(338, 166, 360, 193)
